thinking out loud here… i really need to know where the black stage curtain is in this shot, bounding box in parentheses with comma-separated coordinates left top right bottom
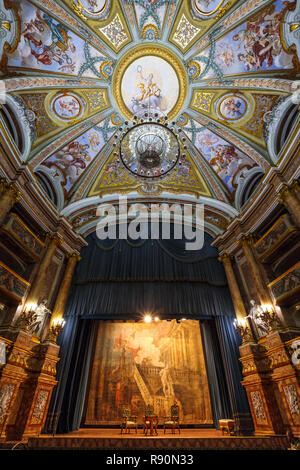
(64, 230, 234, 318)
(215, 316, 251, 422)
(201, 320, 232, 427)
(45, 318, 96, 434)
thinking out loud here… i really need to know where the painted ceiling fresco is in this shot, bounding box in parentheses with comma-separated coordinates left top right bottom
(0, 0, 299, 231)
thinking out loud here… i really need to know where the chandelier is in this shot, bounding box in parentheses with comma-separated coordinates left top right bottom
(113, 111, 187, 183)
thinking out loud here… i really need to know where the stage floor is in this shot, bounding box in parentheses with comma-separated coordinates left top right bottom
(25, 428, 288, 450)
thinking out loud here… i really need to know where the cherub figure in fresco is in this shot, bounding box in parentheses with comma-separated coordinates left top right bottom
(197, 132, 219, 148)
(233, 9, 292, 70)
(237, 52, 256, 72)
(86, 0, 100, 12)
(21, 10, 53, 65)
(215, 42, 235, 67)
(223, 98, 243, 118)
(21, 8, 76, 68)
(44, 141, 90, 185)
(88, 132, 101, 151)
(209, 144, 240, 174)
(210, 144, 253, 185)
(57, 97, 80, 117)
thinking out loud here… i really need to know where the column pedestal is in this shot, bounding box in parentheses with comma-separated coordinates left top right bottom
(239, 331, 300, 436)
(0, 328, 59, 440)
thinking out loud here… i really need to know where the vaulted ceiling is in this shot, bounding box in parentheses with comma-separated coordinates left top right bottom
(0, 0, 299, 236)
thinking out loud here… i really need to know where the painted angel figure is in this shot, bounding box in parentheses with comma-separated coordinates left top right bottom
(86, 0, 101, 12)
(47, 141, 90, 186)
(197, 132, 219, 148)
(132, 65, 163, 113)
(223, 98, 243, 118)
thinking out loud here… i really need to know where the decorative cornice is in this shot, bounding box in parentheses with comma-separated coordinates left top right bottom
(0, 178, 21, 203)
(278, 180, 300, 205)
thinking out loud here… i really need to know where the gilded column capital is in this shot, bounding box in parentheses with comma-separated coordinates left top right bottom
(278, 181, 300, 205)
(45, 233, 62, 246)
(218, 253, 233, 264)
(67, 252, 81, 263)
(238, 233, 258, 246)
(0, 178, 21, 203)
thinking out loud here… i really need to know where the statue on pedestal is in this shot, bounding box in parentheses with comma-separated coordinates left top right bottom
(29, 300, 51, 337)
(246, 300, 269, 339)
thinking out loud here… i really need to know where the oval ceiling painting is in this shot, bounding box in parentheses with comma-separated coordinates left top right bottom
(52, 93, 83, 120)
(121, 56, 180, 118)
(218, 94, 248, 121)
(77, 0, 108, 15)
(193, 0, 226, 16)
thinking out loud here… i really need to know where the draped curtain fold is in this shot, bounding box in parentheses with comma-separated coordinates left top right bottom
(201, 320, 232, 427)
(214, 316, 251, 420)
(45, 318, 96, 434)
(65, 230, 234, 318)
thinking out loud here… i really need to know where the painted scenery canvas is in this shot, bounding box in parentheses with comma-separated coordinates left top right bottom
(85, 320, 213, 425)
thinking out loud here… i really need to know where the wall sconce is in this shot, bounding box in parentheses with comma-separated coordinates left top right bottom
(46, 318, 66, 343)
(260, 305, 283, 332)
(144, 315, 152, 323)
(233, 318, 255, 344)
(14, 304, 38, 333)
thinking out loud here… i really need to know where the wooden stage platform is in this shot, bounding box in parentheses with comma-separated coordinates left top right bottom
(23, 428, 288, 450)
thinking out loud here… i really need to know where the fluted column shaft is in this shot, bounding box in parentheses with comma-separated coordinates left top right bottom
(51, 253, 80, 323)
(278, 181, 300, 227)
(26, 235, 61, 306)
(0, 178, 21, 226)
(219, 253, 247, 320)
(240, 235, 273, 306)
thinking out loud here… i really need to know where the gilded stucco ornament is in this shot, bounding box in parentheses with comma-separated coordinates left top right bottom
(0, 0, 20, 63)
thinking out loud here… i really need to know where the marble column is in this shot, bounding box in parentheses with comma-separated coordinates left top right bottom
(278, 181, 300, 228)
(239, 235, 273, 306)
(219, 253, 247, 320)
(51, 253, 81, 323)
(0, 178, 21, 226)
(26, 235, 61, 306)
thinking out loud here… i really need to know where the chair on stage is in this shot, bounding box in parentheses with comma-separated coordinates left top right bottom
(120, 407, 138, 434)
(143, 403, 157, 435)
(163, 403, 180, 434)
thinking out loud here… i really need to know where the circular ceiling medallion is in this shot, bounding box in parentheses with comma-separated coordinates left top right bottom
(52, 93, 83, 120)
(216, 94, 249, 121)
(77, 0, 108, 15)
(119, 122, 180, 180)
(112, 45, 188, 121)
(193, 0, 226, 16)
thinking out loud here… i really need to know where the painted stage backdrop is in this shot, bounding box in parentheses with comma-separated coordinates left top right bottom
(85, 320, 213, 425)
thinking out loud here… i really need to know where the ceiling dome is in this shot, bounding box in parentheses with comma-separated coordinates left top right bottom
(0, 0, 299, 234)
